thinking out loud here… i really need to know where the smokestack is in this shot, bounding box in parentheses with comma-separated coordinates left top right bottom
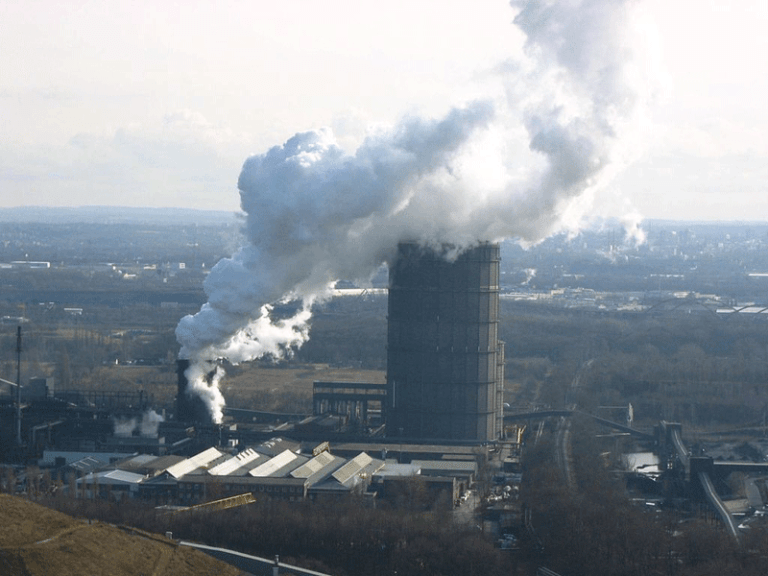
(176, 359, 213, 425)
(386, 242, 503, 442)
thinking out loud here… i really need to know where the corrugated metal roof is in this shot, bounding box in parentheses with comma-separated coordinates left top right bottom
(143, 455, 186, 472)
(271, 455, 309, 478)
(304, 453, 381, 493)
(248, 450, 298, 477)
(227, 454, 270, 476)
(192, 454, 231, 474)
(411, 460, 477, 476)
(109, 454, 163, 474)
(166, 447, 223, 479)
(361, 457, 385, 479)
(70, 456, 108, 473)
(104, 469, 145, 483)
(290, 451, 335, 479)
(409, 460, 477, 472)
(209, 448, 261, 476)
(203, 454, 234, 475)
(332, 452, 372, 485)
(374, 463, 421, 477)
(78, 469, 145, 485)
(254, 437, 300, 457)
(115, 454, 157, 467)
(41, 450, 129, 467)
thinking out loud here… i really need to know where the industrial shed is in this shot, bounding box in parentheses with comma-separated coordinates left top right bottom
(409, 459, 477, 491)
(76, 469, 144, 500)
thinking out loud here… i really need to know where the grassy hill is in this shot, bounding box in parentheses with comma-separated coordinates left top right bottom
(0, 494, 246, 576)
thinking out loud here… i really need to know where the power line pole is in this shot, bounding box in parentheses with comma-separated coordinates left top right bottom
(16, 325, 22, 446)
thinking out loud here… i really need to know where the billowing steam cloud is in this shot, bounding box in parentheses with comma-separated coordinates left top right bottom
(176, 0, 652, 422)
(113, 409, 165, 437)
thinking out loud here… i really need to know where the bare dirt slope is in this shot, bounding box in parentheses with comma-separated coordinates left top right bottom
(0, 495, 246, 576)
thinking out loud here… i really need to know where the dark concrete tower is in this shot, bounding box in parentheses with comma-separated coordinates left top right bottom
(386, 242, 504, 442)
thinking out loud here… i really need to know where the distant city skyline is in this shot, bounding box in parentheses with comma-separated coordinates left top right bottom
(1, 0, 766, 223)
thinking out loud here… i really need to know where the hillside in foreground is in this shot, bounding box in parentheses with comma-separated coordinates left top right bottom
(0, 495, 246, 576)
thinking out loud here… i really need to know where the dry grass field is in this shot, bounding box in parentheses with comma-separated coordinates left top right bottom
(220, 363, 386, 413)
(0, 494, 245, 576)
(74, 362, 386, 413)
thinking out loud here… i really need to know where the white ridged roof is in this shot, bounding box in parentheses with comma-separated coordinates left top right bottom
(78, 469, 145, 485)
(248, 450, 298, 477)
(290, 451, 335, 479)
(332, 452, 373, 485)
(166, 447, 223, 479)
(209, 448, 261, 476)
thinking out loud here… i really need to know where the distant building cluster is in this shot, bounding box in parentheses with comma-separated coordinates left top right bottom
(0, 261, 51, 269)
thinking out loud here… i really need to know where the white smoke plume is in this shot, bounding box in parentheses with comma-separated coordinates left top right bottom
(181, 360, 228, 424)
(176, 0, 653, 422)
(523, 268, 537, 286)
(112, 409, 165, 437)
(139, 409, 165, 437)
(113, 416, 137, 437)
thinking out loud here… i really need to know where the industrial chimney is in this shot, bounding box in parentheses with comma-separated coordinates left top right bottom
(176, 359, 213, 425)
(386, 242, 504, 442)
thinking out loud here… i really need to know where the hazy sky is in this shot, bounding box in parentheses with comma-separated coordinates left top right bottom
(1, 0, 766, 222)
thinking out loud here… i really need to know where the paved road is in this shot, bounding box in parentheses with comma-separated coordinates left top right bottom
(453, 489, 480, 526)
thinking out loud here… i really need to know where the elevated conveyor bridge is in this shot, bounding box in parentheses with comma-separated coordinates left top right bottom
(660, 421, 740, 544)
(503, 409, 655, 441)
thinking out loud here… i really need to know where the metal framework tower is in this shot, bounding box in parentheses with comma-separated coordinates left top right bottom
(386, 242, 504, 442)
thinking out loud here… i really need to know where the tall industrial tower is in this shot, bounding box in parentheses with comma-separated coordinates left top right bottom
(386, 242, 504, 442)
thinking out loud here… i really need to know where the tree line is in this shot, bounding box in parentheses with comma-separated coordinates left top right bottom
(35, 490, 511, 576)
(520, 416, 768, 576)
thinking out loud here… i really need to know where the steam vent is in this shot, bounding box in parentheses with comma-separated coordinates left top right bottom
(176, 359, 213, 425)
(386, 242, 504, 442)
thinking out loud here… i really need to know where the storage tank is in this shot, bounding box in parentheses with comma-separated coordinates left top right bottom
(386, 242, 503, 441)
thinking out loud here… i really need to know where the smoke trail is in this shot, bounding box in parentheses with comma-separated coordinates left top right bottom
(176, 0, 651, 422)
(139, 409, 164, 437)
(113, 417, 138, 437)
(112, 409, 165, 437)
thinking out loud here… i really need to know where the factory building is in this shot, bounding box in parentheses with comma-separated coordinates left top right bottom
(386, 242, 504, 442)
(52, 436, 479, 510)
(67, 440, 387, 504)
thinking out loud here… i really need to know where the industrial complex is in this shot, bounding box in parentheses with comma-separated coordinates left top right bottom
(5, 233, 768, 567)
(1, 241, 518, 522)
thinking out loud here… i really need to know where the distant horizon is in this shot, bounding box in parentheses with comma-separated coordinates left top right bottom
(1, 205, 766, 228)
(0, 205, 241, 226)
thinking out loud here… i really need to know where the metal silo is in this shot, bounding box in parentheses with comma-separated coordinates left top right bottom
(386, 242, 503, 441)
